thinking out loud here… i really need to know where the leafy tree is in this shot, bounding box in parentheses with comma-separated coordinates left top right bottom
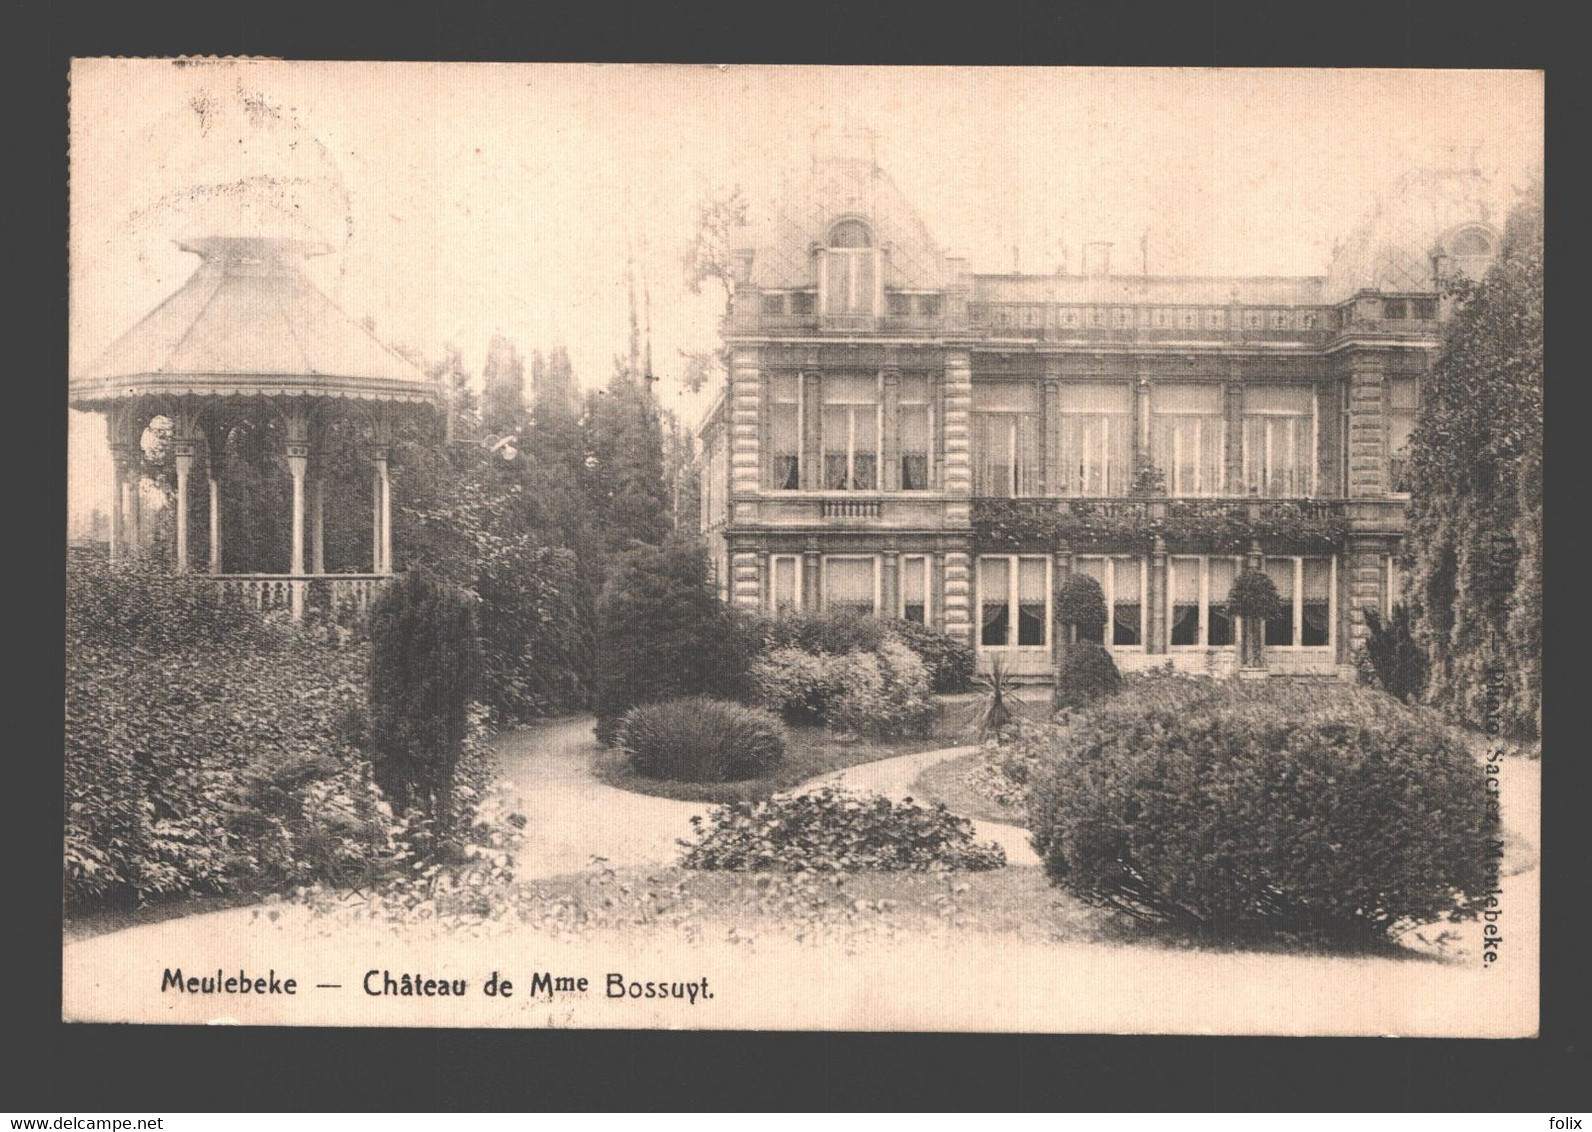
(585, 371, 670, 555)
(1057, 572, 1108, 642)
(681, 185, 748, 394)
(1405, 183, 1542, 739)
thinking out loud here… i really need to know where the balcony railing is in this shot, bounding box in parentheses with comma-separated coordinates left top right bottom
(820, 498, 884, 520)
(208, 573, 391, 617)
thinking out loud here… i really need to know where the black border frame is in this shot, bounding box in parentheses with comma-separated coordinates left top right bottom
(20, 0, 1582, 1112)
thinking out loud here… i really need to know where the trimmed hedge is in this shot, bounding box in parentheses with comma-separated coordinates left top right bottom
(617, 697, 786, 783)
(1028, 677, 1496, 944)
(680, 786, 1008, 872)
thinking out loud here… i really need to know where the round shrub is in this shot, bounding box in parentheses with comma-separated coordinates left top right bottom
(1226, 567, 1286, 620)
(1052, 642, 1122, 710)
(1057, 572, 1108, 637)
(890, 618, 977, 692)
(617, 696, 787, 783)
(680, 786, 1007, 871)
(1028, 680, 1496, 944)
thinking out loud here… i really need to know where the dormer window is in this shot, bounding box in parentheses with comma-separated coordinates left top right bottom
(821, 219, 880, 317)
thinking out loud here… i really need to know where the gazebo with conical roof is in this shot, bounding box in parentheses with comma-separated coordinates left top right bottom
(70, 235, 437, 616)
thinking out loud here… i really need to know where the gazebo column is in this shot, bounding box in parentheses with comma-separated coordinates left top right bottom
(108, 408, 141, 562)
(284, 408, 311, 617)
(107, 442, 131, 563)
(207, 452, 222, 574)
(312, 472, 326, 575)
(170, 408, 202, 573)
(370, 405, 395, 575)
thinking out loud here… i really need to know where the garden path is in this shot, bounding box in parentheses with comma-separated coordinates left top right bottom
(491, 716, 711, 880)
(798, 744, 1043, 867)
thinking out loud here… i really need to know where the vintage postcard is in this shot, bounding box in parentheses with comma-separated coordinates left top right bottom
(64, 60, 1542, 1034)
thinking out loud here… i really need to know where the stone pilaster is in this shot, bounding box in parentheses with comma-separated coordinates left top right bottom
(941, 351, 972, 522)
(1043, 366, 1062, 497)
(1224, 377, 1244, 493)
(729, 348, 762, 498)
(1347, 351, 1388, 498)
(1148, 536, 1169, 654)
(803, 545, 822, 611)
(1344, 535, 1388, 657)
(881, 549, 900, 619)
(801, 364, 823, 490)
(730, 548, 762, 613)
(1051, 547, 1071, 666)
(881, 368, 901, 491)
(931, 551, 947, 631)
(943, 550, 973, 647)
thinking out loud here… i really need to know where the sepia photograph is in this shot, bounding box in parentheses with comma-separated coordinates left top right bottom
(62, 59, 1543, 1036)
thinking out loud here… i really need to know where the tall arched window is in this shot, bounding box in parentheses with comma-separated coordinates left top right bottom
(821, 219, 880, 316)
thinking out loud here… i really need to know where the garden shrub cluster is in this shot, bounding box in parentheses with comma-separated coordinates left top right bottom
(1027, 676, 1496, 944)
(751, 639, 935, 739)
(679, 786, 1007, 872)
(761, 611, 974, 694)
(889, 618, 977, 693)
(617, 697, 787, 782)
(65, 562, 397, 909)
(1051, 642, 1122, 710)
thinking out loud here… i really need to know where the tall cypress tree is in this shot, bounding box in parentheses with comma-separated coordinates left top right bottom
(481, 332, 527, 439)
(1405, 183, 1542, 740)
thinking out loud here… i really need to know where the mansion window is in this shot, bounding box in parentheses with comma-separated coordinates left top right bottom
(1074, 556, 1147, 647)
(822, 374, 881, 490)
(769, 373, 801, 490)
(1387, 375, 1418, 494)
(1059, 382, 1132, 496)
(762, 292, 786, 315)
(823, 555, 879, 616)
(887, 291, 912, 317)
(900, 374, 934, 490)
(972, 382, 1040, 497)
(790, 291, 816, 315)
(1263, 556, 1334, 648)
(1243, 385, 1316, 497)
(821, 220, 879, 317)
(900, 554, 930, 623)
(979, 555, 1051, 648)
(770, 553, 803, 614)
(1169, 556, 1240, 647)
(1151, 384, 1226, 496)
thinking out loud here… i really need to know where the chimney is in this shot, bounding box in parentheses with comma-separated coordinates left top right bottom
(1083, 241, 1113, 277)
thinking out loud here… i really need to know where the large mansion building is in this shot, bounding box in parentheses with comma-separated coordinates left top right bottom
(698, 135, 1503, 680)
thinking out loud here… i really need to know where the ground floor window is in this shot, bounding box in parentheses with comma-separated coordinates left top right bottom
(978, 555, 1050, 648)
(900, 554, 930, 623)
(823, 554, 879, 616)
(1168, 555, 1244, 648)
(1073, 556, 1146, 647)
(1264, 555, 1335, 648)
(770, 553, 802, 614)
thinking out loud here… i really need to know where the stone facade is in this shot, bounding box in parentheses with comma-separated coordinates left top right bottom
(698, 143, 1499, 681)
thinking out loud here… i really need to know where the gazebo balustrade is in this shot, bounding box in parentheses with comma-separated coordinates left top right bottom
(71, 235, 438, 618)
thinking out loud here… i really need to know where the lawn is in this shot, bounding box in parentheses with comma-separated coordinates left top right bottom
(909, 748, 1028, 826)
(594, 703, 978, 804)
(503, 860, 1113, 946)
